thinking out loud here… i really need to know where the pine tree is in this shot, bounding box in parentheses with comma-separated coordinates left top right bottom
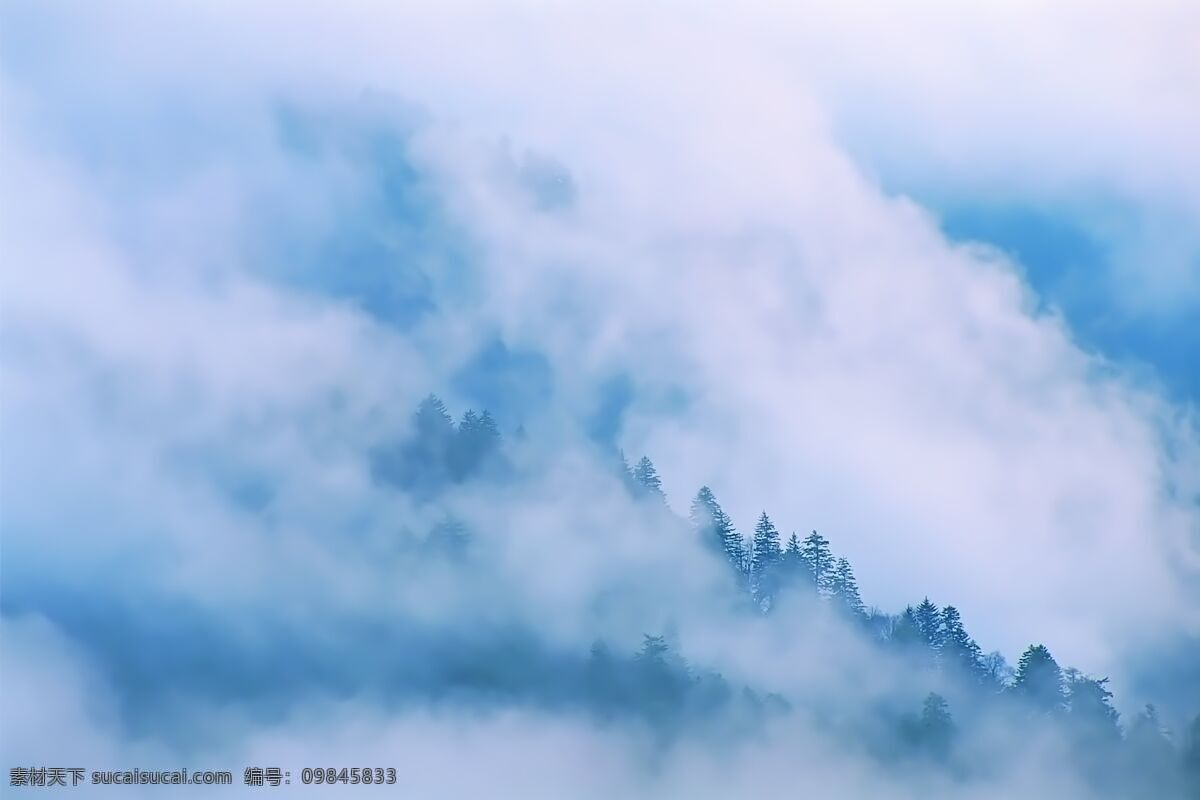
(449, 409, 482, 480)
(751, 512, 782, 567)
(632, 634, 686, 723)
(1063, 669, 1121, 747)
(830, 557, 865, 617)
(1013, 644, 1065, 713)
(615, 450, 640, 494)
(689, 486, 717, 529)
(478, 409, 500, 438)
(784, 532, 801, 559)
(914, 597, 943, 651)
(635, 633, 670, 665)
(799, 530, 835, 595)
(414, 394, 454, 439)
(751, 512, 782, 607)
(939, 606, 983, 678)
(632, 456, 666, 502)
(453, 410, 497, 480)
(689, 487, 744, 571)
(469, 409, 504, 476)
(918, 692, 955, 760)
(372, 394, 457, 494)
(779, 532, 811, 590)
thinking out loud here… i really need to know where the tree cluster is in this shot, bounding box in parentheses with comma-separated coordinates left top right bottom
(370, 396, 1200, 797)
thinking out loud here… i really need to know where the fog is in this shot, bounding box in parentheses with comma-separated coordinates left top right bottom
(2, 1, 1198, 797)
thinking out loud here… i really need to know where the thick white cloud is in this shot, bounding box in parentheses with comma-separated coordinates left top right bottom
(1, 0, 1197, 755)
(779, 0, 1200, 311)
(2, 615, 1099, 800)
(279, 0, 1199, 669)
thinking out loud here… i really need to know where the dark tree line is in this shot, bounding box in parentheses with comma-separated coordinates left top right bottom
(688, 484, 863, 616)
(370, 396, 1200, 796)
(584, 634, 787, 738)
(370, 394, 506, 497)
(680, 481, 1198, 795)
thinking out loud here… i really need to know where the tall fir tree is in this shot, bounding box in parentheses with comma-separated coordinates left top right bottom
(414, 394, 455, 439)
(449, 408, 504, 481)
(635, 633, 670, 665)
(917, 692, 956, 760)
(372, 393, 457, 494)
(689, 486, 744, 573)
(751, 512, 782, 606)
(784, 532, 802, 559)
(779, 532, 811, 591)
(477, 409, 500, 438)
(1013, 644, 1065, 713)
(632, 456, 666, 502)
(632, 634, 687, 724)
(939, 606, 983, 678)
(913, 597, 944, 651)
(799, 530, 835, 595)
(830, 557, 865, 617)
(688, 485, 717, 529)
(615, 450, 640, 494)
(1063, 669, 1121, 748)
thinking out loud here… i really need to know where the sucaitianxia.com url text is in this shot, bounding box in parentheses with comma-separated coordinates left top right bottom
(10, 767, 234, 787)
